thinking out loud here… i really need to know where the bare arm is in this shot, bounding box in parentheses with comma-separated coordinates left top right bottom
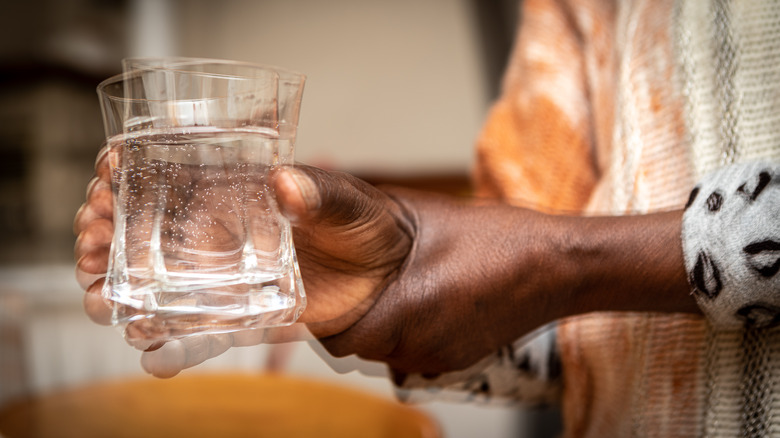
(316, 188, 698, 374)
(75, 159, 698, 376)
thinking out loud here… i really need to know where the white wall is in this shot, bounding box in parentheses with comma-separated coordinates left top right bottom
(131, 0, 490, 175)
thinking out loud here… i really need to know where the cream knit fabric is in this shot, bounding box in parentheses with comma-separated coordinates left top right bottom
(400, 1, 780, 437)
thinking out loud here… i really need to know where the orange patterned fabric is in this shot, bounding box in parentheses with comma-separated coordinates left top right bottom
(474, 0, 615, 213)
(471, 0, 780, 435)
(473, 0, 706, 436)
(475, 0, 697, 215)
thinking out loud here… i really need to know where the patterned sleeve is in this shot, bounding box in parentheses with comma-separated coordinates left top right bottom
(393, 323, 562, 408)
(682, 161, 780, 328)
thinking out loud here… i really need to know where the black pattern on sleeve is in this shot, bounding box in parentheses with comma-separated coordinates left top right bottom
(681, 161, 780, 328)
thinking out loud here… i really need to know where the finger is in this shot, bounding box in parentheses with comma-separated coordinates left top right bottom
(268, 324, 314, 343)
(138, 327, 312, 379)
(74, 218, 113, 260)
(95, 144, 110, 179)
(229, 328, 267, 347)
(140, 340, 185, 378)
(73, 202, 112, 236)
(73, 145, 112, 232)
(76, 269, 105, 291)
(76, 245, 109, 275)
(73, 201, 96, 235)
(73, 203, 91, 235)
(273, 168, 321, 223)
(274, 165, 387, 227)
(86, 177, 113, 219)
(83, 278, 113, 325)
(230, 324, 312, 347)
(124, 319, 171, 351)
(140, 334, 234, 379)
(76, 246, 109, 290)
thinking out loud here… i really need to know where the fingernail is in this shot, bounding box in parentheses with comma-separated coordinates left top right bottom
(289, 169, 321, 211)
(141, 340, 185, 378)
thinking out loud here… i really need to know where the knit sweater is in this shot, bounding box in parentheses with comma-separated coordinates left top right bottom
(399, 1, 780, 437)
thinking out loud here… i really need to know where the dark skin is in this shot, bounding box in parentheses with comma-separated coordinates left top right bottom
(74, 147, 699, 377)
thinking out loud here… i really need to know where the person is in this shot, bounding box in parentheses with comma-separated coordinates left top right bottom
(75, 0, 779, 436)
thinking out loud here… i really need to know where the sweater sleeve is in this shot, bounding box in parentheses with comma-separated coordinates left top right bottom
(393, 324, 562, 407)
(681, 161, 780, 328)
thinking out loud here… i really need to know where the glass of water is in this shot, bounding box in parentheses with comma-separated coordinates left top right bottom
(97, 58, 307, 342)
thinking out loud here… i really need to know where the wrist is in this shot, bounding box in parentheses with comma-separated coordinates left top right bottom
(382, 193, 571, 371)
(559, 211, 698, 316)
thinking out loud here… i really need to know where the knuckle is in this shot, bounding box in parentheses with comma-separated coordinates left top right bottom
(76, 246, 109, 274)
(75, 218, 113, 255)
(83, 286, 112, 325)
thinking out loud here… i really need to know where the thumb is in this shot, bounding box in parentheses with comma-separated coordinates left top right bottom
(273, 167, 322, 223)
(274, 165, 385, 227)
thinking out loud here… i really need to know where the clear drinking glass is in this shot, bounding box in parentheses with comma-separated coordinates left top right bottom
(97, 58, 306, 342)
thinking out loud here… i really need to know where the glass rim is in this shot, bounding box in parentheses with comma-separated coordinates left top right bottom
(98, 57, 306, 102)
(124, 56, 305, 81)
(97, 72, 269, 104)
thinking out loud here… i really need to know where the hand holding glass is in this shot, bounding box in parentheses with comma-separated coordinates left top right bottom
(97, 58, 307, 343)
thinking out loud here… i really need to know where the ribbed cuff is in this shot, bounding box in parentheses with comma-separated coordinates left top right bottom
(681, 161, 780, 328)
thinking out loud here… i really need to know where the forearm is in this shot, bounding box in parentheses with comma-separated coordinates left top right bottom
(320, 188, 698, 374)
(558, 211, 699, 317)
(390, 191, 571, 367)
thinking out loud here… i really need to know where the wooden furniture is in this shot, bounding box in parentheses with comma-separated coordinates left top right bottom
(0, 373, 440, 438)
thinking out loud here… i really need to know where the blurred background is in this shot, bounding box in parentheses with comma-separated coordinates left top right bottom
(0, 0, 560, 436)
